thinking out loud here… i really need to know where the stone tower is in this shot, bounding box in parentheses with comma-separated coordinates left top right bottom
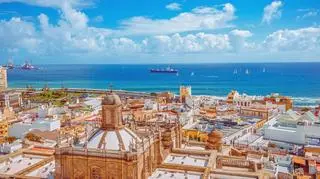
(206, 130, 223, 152)
(179, 86, 191, 103)
(101, 92, 123, 130)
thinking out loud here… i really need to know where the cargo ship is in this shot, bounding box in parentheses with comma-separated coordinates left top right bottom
(150, 66, 178, 73)
(21, 61, 38, 70)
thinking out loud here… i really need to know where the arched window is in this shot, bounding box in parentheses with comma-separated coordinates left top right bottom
(75, 173, 85, 179)
(91, 167, 102, 179)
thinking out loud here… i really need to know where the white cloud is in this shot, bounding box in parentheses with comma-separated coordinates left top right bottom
(166, 3, 181, 11)
(0, 0, 90, 29)
(297, 9, 319, 20)
(262, 1, 283, 24)
(108, 38, 141, 54)
(229, 29, 252, 38)
(0, 0, 93, 9)
(263, 27, 320, 52)
(38, 13, 49, 29)
(0, 0, 319, 62)
(118, 3, 236, 35)
(0, 17, 40, 53)
(93, 15, 104, 23)
(60, 2, 88, 29)
(142, 33, 231, 53)
(229, 29, 254, 52)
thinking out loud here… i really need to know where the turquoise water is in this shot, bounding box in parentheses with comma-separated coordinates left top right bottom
(7, 63, 320, 106)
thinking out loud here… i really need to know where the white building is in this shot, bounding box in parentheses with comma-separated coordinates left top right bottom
(38, 105, 66, 119)
(9, 118, 60, 138)
(144, 99, 157, 110)
(84, 97, 101, 114)
(0, 140, 22, 154)
(263, 110, 320, 145)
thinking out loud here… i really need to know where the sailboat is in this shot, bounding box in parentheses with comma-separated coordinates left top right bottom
(233, 69, 238, 74)
(190, 72, 195, 76)
(262, 67, 266, 73)
(245, 69, 249, 75)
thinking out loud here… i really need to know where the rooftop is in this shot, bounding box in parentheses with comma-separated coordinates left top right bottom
(164, 154, 208, 167)
(26, 161, 55, 178)
(149, 168, 202, 179)
(87, 127, 142, 151)
(0, 154, 47, 175)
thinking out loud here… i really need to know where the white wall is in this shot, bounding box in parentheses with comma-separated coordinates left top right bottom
(9, 119, 60, 138)
(303, 125, 320, 138)
(264, 127, 305, 144)
(32, 119, 60, 131)
(9, 123, 32, 138)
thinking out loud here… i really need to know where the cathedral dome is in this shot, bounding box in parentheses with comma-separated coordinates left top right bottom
(102, 93, 122, 105)
(86, 127, 142, 151)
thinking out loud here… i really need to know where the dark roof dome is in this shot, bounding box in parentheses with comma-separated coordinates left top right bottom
(102, 93, 122, 105)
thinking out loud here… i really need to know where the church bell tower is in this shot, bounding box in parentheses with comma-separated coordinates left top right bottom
(101, 92, 123, 130)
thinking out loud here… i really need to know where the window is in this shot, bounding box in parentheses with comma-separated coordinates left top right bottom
(75, 173, 85, 179)
(91, 167, 102, 179)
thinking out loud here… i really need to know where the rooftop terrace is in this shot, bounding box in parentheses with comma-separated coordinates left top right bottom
(164, 154, 208, 167)
(149, 168, 202, 179)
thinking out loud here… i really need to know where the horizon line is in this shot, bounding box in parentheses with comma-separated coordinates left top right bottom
(7, 61, 320, 65)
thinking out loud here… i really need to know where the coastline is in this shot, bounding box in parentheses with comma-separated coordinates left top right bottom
(9, 87, 319, 107)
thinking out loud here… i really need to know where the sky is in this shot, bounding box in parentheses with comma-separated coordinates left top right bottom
(0, 0, 320, 64)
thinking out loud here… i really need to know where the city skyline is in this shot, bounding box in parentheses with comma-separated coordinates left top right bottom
(0, 0, 320, 64)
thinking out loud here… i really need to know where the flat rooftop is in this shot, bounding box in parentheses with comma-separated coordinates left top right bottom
(210, 173, 258, 179)
(235, 133, 262, 145)
(185, 120, 250, 137)
(182, 144, 205, 151)
(26, 160, 55, 178)
(149, 168, 203, 179)
(220, 126, 249, 137)
(249, 137, 269, 148)
(0, 154, 47, 175)
(164, 154, 208, 167)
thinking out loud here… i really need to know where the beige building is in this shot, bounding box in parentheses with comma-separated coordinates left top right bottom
(0, 67, 7, 91)
(179, 86, 191, 103)
(0, 91, 22, 111)
(55, 92, 182, 179)
(0, 119, 9, 140)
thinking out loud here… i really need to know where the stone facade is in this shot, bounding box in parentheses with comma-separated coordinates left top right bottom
(179, 86, 191, 103)
(205, 130, 223, 152)
(55, 92, 182, 179)
(0, 68, 7, 91)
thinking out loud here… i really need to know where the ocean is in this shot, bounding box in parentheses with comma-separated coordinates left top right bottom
(7, 63, 320, 107)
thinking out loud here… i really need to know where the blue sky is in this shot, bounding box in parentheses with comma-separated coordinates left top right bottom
(0, 0, 319, 64)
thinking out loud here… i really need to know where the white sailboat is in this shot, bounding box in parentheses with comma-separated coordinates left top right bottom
(190, 72, 195, 76)
(233, 69, 238, 74)
(263, 67, 266, 73)
(245, 69, 249, 75)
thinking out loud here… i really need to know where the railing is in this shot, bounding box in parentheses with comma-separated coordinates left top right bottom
(233, 144, 288, 155)
(56, 136, 158, 160)
(220, 158, 250, 168)
(56, 147, 139, 160)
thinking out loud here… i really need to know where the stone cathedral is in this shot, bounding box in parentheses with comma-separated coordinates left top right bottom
(55, 92, 182, 179)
